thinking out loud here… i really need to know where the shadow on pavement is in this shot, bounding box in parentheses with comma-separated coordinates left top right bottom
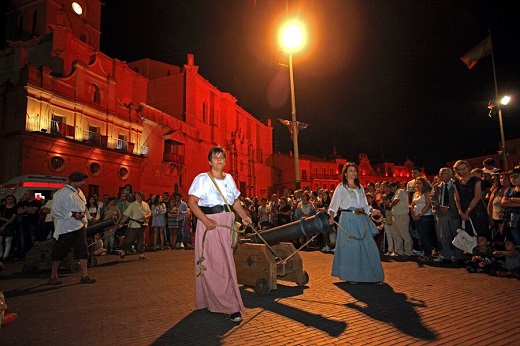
(335, 282, 437, 341)
(151, 308, 242, 346)
(241, 284, 347, 337)
(152, 284, 347, 345)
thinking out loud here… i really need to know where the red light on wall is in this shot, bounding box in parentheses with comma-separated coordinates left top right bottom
(20, 182, 65, 188)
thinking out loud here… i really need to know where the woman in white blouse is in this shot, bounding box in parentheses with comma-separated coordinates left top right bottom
(188, 147, 252, 323)
(410, 177, 434, 260)
(328, 162, 384, 285)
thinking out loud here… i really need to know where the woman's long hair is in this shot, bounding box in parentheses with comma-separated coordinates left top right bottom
(342, 162, 361, 189)
(415, 177, 432, 194)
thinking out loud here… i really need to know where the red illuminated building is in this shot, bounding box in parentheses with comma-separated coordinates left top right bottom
(0, 0, 273, 198)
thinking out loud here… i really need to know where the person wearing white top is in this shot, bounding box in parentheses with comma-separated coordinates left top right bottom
(49, 171, 95, 285)
(327, 162, 384, 284)
(410, 177, 435, 260)
(188, 147, 252, 323)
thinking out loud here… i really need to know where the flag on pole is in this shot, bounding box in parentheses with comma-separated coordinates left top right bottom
(460, 35, 492, 69)
(278, 118, 309, 141)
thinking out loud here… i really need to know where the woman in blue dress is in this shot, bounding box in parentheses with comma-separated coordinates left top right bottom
(328, 162, 385, 284)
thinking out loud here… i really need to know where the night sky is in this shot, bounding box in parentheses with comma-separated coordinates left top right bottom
(100, 0, 520, 174)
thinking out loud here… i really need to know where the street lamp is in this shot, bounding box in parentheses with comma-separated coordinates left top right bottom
(279, 20, 306, 190)
(498, 95, 510, 170)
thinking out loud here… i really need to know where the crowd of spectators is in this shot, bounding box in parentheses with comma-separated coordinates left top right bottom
(0, 158, 519, 280)
(0, 185, 196, 261)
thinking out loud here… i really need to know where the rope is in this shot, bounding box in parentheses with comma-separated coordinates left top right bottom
(196, 222, 244, 277)
(333, 216, 371, 241)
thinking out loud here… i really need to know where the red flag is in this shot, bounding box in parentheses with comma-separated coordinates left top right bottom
(460, 35, 492, 69)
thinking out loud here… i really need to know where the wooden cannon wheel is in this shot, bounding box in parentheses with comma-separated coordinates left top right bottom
(254, 277, 272, 296)
(296, 271, 309, 286)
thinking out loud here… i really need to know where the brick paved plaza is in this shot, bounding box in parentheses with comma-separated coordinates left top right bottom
(1, 249, 519, 345)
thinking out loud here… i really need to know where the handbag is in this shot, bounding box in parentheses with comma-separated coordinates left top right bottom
(207, 173, 242, 248)
(452, 218, 477, 253)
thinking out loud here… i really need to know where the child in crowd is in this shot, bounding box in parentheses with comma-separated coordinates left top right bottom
(92, 232, 107, 256)
(493, 238, 520, 279)
(0, 291, 17, 328)
(466, 234, 496, 274)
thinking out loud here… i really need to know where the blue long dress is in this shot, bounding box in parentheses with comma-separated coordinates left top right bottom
(329, 184, 384, 282)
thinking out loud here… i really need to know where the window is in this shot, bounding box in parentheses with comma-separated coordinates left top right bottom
(302, 170, 307, 181)
(119, 167, 129, 180)
(91, 84, 100, 103)
(89, 162, 101, 176)
(117, 134, 127, 151)
(49, 156, 65, 171)
(17, 15, 23, 40)
(87, 126, 100, 145)
(88, 185, 99, 197)
(202, 102, 208, 123)
(32, 10, 37, 36)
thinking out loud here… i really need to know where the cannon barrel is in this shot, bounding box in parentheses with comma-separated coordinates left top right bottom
(246, 212, 329, 245)
(85, 217, 118, 234)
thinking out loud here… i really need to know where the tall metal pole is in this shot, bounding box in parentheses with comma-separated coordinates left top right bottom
(490, 31, 508, 170)
(496, 109, 507, 170)
(288, 52, 301, 190)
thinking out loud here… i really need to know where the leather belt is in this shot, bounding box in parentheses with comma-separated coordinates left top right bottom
(339, 208, 366, 216)
(200, 205, 227, 214)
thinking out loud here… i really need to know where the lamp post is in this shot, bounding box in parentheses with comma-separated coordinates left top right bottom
(498, 96, 510, 170)
(280, 21, 306, 190)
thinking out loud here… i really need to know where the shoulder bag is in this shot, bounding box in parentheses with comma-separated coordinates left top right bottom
(452, 218, 477, 253)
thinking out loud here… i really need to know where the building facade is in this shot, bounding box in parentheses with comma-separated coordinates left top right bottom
(269, 152, 415, 193)
(0, 0, 273, 198)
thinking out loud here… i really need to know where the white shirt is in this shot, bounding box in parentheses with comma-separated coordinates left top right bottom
(188, 172, 240, 207)
(328, 184, 371, 216)
(391, 189, 409, 215)
(52, 185, 88, 240)
(412, 194, 433, 216)
(44, 199, 54, 223)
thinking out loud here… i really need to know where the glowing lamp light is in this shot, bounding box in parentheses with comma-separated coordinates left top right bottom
(501, 96, 511, 105)
(72, 2, 83, 15)
(279, 21, 306, 52)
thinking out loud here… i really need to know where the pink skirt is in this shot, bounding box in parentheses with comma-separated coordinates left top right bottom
(194, 211, 244, 314)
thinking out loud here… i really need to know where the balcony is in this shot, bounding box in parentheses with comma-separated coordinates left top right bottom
(32, 118, 145, 156)
(310, 173, 338, 180)
(163, 152, 185, 165)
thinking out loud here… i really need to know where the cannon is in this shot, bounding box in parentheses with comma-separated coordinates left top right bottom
(233, 212, 329, 296)
(22, 217, 119, 273)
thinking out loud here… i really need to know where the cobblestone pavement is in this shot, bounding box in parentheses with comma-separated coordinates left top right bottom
(0, 248, 519, 345)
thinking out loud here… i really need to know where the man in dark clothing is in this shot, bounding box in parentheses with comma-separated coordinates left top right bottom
(16, 190, 41, 258)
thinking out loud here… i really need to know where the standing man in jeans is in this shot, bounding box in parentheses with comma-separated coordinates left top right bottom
(117, 192, 151, 259)
(49, 171, 95, 285)
(173, 193, 189, 249)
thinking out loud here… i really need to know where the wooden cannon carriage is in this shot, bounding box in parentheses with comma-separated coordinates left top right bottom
(233, 212, 329, 296)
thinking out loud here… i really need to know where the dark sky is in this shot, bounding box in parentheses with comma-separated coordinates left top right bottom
(100, 0, 520, 174)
